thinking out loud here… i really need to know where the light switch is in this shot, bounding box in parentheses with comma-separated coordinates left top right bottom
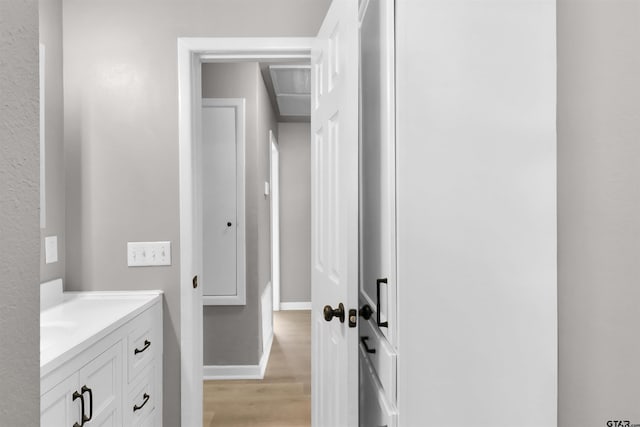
(264, 181, 270, 196)
(127, 241, 171, 267)
(45, 236, 58, 264)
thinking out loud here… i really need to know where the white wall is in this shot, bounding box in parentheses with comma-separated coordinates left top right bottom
(61, 1, 331, 424)
(396, 0, 557, 425)
(277, 122, 311, 303)
(39, 0, 65, 283)
(558, 1, 640, 425)
(0, 1, 40, 424)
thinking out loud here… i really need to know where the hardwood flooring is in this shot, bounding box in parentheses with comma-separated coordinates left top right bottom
(203, 310, 311, 427)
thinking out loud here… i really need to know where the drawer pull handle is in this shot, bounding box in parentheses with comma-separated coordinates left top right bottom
(72, 389, 86, 427)
(81, 385, 93, 423)
(360, 336, 376, 354)
(134, 339, 151, 355)
(133, 393, 150, 412)
(376, 278, 388, 328)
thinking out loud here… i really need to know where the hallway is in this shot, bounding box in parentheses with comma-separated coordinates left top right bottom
(203, 310, 311, 426)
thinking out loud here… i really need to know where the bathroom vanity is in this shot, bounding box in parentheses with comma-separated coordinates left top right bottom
(40, 288, 163, 426)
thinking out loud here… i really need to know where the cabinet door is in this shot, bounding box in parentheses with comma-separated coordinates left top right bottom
(359, 0, 397, 345)
(41, 373, 83, 427)
(78, 342, 123, 426)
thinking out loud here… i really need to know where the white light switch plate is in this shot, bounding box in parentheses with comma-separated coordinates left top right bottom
(45, 235, 58, 264)
(127, 241, 171, 267)
(264, 181, 270, 196)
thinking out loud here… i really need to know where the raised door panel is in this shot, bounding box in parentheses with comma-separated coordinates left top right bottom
(78, 341, 123, 426)
(41, 373, 82, 427)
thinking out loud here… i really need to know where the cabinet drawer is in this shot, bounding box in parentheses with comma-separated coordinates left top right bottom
(360, 317, 397, 403)
(126, 364, 156, 426)
(359, 345, 397, 427)
(128, 308, 157, 382)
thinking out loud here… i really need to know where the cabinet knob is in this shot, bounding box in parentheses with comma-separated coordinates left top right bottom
(359, 304, 373, 320)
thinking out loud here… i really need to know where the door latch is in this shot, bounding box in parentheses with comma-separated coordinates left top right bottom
(348, 309, 357, 327)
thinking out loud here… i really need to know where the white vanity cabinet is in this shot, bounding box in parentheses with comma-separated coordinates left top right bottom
(41, 342, 123, 426)
(40, 292, 163, 427)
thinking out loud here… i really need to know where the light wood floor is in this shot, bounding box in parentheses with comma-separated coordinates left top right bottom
(203, 310, 311, 427)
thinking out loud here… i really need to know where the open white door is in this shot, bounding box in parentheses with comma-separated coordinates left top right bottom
(311, 1, 359, 426)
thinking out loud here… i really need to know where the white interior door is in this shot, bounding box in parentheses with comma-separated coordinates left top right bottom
(311, 1, 359, 426)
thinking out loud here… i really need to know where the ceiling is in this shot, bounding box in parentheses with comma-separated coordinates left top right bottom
(260, 61, 311, 123)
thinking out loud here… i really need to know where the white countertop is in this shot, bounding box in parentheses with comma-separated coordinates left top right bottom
(40, 291, 162, 377)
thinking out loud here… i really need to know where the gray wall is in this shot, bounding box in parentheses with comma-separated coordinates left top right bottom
(0, 0, 40, 425)
(558, 1, 640, 425)
(62, 1, 331, 424)
(201, 62, 276, 365)
(277, 123, 311, 303)
(39, 0, 65, 283)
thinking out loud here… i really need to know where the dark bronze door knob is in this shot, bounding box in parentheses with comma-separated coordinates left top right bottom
(323, 303, 345, 323)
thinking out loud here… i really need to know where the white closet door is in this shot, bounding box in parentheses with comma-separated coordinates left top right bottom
(202, 103, 237, 297)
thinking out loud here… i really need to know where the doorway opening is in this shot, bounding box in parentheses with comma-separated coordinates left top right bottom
(177, 38, 315, 427)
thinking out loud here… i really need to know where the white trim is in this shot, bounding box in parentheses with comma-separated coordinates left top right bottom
(203, 332, 274, 380)
(270, 131, 281, 311)
(280, 301, 312, 311)
(178, 37, 313, 426)
(39, 43, 45, 229)
(201, 98, 247, 306)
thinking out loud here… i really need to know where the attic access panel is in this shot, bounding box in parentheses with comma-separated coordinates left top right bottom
(269, 65, 311, 117)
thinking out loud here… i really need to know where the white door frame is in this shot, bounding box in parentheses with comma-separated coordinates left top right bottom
(177, 37, 313, 427)
(270, 131, 281, 311)
(201, 97, 247, 306)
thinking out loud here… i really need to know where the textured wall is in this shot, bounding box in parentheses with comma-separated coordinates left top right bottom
(62, 1, 331, 423)
(39, 0, 65, 283)
(278, 123, 311, 303)
(0, 0, 41, 425)
(558, 1, 640, 425)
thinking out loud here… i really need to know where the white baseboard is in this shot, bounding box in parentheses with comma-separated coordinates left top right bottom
(279, 301, 312, 311)
(203, 332, 273, 380)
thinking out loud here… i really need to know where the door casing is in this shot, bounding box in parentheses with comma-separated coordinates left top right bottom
(270, 131, 281, 312)
(177, 37, 314, 427)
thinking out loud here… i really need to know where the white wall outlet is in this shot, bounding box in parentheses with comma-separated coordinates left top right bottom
(127, 241, 171, 267)
(45, 235, 58, 264)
